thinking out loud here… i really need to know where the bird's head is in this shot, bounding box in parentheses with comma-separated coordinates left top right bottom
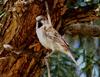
(36, 15, 51, 30)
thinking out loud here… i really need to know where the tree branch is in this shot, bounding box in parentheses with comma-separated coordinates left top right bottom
(64, 23, 100, 37)
(63, 8, 100, 26)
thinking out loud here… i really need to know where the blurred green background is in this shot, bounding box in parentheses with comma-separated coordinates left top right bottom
(43, 0, 100, 77)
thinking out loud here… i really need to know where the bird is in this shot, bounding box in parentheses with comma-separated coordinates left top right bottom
(36, 15, 78, 65)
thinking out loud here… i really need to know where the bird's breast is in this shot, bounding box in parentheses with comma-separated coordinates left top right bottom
(36, 29, 49, 48)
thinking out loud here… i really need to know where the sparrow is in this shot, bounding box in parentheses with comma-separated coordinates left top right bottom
(36, 15, 78, 65)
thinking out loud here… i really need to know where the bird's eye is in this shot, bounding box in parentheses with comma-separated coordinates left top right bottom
(38, 22, 43, 28)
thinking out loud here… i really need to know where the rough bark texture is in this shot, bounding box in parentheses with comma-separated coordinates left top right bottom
(0, 0, 99, 77)
(64, 23, 100, 37)
(0, 0, 67, 77)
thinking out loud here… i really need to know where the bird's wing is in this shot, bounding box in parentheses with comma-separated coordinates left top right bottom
(45, 27, 78, 65)
(45, 27, 69, 50)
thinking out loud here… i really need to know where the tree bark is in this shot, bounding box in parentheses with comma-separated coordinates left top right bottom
(64, 23, 100, 37)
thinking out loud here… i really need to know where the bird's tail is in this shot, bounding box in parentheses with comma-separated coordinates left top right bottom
(64, 50, 78, 65)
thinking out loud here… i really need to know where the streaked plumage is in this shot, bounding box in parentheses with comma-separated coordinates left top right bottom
(36, 16, 78, 65)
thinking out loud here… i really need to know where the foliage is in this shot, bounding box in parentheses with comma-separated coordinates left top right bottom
(42, 0, 100, 76)
(43, 34, 100, 77)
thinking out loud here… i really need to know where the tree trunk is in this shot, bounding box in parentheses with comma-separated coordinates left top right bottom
(0, 0, 66, 77)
